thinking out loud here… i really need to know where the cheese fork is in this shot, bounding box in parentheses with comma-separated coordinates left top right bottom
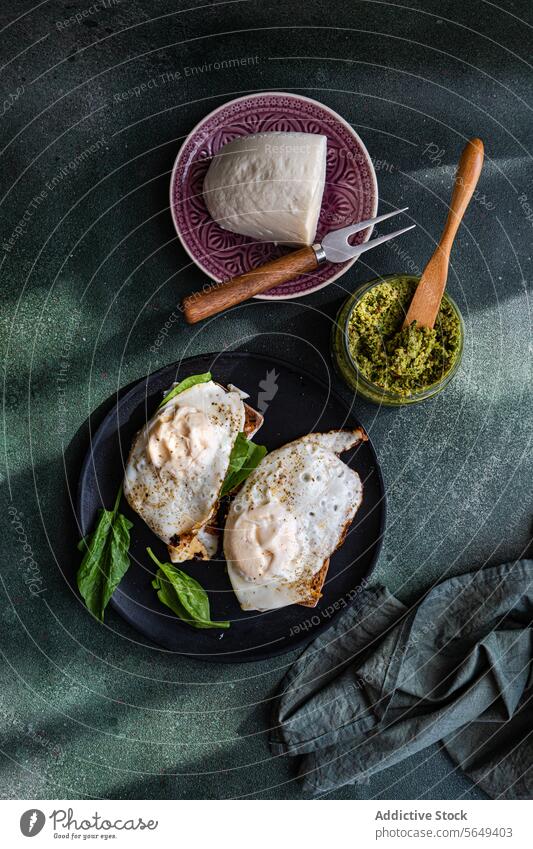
(182, 208, 415, 324)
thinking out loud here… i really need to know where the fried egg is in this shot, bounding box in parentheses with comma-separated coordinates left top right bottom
(224, 430, 366, 611)
(124, 380, 261, 563)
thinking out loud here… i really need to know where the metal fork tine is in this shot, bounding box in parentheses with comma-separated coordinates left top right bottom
(330, 207, 409, 240)
(351, 224, 416, 256)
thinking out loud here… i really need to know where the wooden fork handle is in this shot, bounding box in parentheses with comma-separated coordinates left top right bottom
(182, 246, 319, 324)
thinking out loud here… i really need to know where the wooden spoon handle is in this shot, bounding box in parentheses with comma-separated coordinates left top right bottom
(440, 137, 484, 250)
(404, 137, 484, 329)
(182, 246, 319, 324)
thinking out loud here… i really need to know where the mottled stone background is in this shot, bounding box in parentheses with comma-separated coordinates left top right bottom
(1, 0, 531, 799)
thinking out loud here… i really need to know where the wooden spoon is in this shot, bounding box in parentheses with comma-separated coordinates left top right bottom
(403, 137, 484, 329)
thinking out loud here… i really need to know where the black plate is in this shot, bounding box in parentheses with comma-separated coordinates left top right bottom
(77, 353, 386, 662)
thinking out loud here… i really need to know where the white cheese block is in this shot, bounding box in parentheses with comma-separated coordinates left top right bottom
(203, 132, 327, 245)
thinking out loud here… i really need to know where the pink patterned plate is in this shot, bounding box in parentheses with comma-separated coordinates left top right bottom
(170, 92, 378, 299)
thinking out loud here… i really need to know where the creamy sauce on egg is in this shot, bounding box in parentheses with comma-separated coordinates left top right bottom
(225, 502, 299, 583)
(146, 405, 217, 477)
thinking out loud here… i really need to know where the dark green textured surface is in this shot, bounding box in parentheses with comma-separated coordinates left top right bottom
(1, 0, 531, 799)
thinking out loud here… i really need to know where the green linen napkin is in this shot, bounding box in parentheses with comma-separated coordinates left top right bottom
(270, 560, 533, 798)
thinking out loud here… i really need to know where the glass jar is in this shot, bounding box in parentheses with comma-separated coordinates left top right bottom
(331, 274, 464, 406)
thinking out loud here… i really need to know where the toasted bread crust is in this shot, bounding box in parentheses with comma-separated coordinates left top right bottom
(242, 402, 263, 438)
(298, 559, 330, 607)
(168, 531, 209, 562)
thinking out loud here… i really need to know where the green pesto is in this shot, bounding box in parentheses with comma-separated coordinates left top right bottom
(347, 279, 462, 397)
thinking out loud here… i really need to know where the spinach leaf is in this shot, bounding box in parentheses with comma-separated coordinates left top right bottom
(147, 548, 229, 630)
(220, 433, 267, 496)
(159, 371, 212, 408)
(77, 487, 133, 622)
